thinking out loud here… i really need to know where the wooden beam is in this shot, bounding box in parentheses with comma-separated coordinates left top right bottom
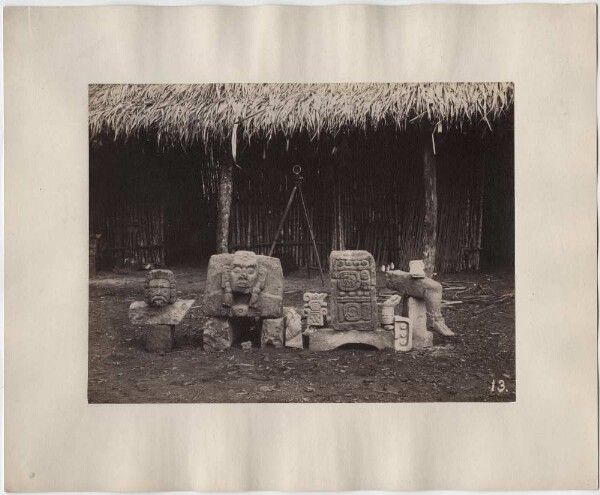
(216, 154, 233, 254)
(422, 132, 438, 277)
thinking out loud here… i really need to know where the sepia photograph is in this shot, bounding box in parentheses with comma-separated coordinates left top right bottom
(88, 82, 515, 403)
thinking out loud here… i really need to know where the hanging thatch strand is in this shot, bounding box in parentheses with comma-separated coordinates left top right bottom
(89, 83, 514, 147)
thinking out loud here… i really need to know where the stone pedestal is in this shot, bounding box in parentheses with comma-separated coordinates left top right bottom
(145, 325, 175, 354)
(261, 317, 285, 348)
(129, 299, 195, 325)
(308, 328, 394, 351)
(129, 299, 195, 354)
(203, 316, 234, 351)
(403, 297, 433, 348)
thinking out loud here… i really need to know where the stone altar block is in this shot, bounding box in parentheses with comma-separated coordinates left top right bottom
(329, 250, 378, 331)
(129, 299, 195, 326)
(308, 328, 394, 351)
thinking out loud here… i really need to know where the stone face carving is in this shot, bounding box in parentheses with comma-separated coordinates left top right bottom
(144, 269, 177, 307)
(205, 251, 283, 319)
(303, 292, 328, 327)
(129, 270, 194, 354)
(329, 250, 378, 331)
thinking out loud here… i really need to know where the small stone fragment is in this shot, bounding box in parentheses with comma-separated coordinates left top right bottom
(261, 317, 285, 347)
(203, 316, 233, 351)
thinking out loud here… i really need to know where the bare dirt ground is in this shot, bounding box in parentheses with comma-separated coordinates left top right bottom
(89, 266, 515, 403)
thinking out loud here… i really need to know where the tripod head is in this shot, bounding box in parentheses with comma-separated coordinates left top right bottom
(292, 165, 304, 188)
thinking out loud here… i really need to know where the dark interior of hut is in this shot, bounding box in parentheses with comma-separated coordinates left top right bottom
(90, 113, 513, 274)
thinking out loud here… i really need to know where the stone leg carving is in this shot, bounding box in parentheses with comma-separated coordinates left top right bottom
(203, 316, 234, 351)
(404, 297, 433, 348)
(145, 325, 175, 354)
(261, 317, 285, 348)
(386, 270, 455, 337)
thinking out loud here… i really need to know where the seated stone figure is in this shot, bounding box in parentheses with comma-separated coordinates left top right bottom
(385, 260, 455, 337)
(144, 269, 177, 307)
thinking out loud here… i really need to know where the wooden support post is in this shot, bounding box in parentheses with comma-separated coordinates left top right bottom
(422, 132, 438, 277)
(216, 155, 233, 254)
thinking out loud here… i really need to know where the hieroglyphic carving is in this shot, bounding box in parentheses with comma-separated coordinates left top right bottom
(329, 250, 378, 331)
(303, 292, 328, 327)
(394, 316, 413, 352)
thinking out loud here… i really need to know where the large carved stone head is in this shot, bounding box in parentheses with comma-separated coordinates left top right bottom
(144, 269, 177, 307)
(229, 251, 259, 294)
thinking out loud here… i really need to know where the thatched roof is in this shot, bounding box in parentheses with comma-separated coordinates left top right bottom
(89, 83, 514, 147)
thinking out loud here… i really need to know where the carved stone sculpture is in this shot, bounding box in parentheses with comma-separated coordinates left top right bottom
(129, 270, 194, 354)
(385, 259, 455, 339)
(284, 307, 303, 349)
(329, 250, 378, 331)
(205, 251, 283, 319)
(394, 316, 413, 351)
(203, 251, 284, 351)
(381, 294, 402, 330)
(144, 269, 177, 307)
(303, 292, 328, 327)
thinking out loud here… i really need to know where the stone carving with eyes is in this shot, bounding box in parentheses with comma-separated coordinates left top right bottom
(222, 251, 267, 309)
(204, 251, 283, 319)
(144, 269, 177, 307)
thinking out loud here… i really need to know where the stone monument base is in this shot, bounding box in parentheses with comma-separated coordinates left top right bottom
(145, 325, 175, 354)
(403, 297, 433, 348)
(202, 316, 285, 351)
(203, 316, 234, 351)
(308, 328, 394, 351)
(128, 299, 195, 354)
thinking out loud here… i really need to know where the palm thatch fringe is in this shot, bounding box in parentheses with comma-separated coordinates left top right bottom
(89, 83, 514, 147)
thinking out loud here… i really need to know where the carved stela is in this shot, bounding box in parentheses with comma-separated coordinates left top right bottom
(329, 250, 378, 331)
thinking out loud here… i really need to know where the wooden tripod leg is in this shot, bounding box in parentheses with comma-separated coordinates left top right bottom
(268, 186, 297, 257)
(298, 188, 325, 285)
